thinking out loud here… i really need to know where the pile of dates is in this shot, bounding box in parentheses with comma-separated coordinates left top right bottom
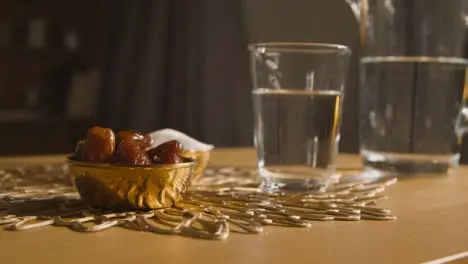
(74, 126, 184, 165)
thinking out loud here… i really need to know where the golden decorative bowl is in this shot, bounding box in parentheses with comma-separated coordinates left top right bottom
(179, 149, 211, 180)
(67, 157, 196, 211)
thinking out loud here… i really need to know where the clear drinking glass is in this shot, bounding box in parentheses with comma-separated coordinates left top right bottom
(249, 43, 351, 191)
(346, 0, 468, 177)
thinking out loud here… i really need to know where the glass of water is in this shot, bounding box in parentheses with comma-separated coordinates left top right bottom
(249, 43, 351, 191)
(357, 0, 468, 178)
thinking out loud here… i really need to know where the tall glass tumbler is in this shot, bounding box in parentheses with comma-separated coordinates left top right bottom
(249, 43, 351, 191)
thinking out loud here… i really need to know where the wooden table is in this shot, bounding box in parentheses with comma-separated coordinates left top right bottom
(1, 148, 468, 264)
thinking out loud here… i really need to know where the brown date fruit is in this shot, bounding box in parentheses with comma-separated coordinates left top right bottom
(116, 130, 152, 150)
(147, 140, 183, 164)
(81, 126, 116, 162)
(115, 140, 151, 165)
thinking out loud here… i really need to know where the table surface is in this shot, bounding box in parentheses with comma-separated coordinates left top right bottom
(1, 148, 468, 264)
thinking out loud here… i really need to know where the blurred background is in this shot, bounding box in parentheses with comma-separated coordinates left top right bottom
(0, 0, 466, 161)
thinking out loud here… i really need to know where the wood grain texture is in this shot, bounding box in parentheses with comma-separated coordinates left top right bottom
(1, 148, 468, 264)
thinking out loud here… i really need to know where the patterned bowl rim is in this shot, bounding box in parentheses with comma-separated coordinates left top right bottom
(66, 156, 196, 169)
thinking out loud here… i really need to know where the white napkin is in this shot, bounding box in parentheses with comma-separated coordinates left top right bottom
(148, 128, 214, 151)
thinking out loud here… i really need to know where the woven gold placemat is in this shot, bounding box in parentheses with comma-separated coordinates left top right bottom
(0, 164, 396, 239)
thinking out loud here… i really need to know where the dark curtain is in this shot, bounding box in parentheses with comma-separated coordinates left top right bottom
(98, 0, 253, 147)
(96, 0, 468, 162)
(98, 0, 362, 152)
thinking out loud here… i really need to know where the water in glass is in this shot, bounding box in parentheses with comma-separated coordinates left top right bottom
(253, 88, 343, 190)
(360, 56, 468, 176)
